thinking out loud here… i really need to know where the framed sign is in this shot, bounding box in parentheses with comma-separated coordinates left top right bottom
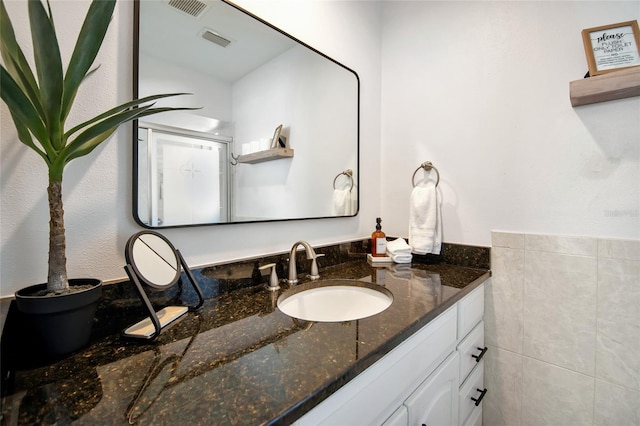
(582, 20, 640, 76)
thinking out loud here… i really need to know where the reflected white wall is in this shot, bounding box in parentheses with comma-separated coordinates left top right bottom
(232, 45, 358, 220)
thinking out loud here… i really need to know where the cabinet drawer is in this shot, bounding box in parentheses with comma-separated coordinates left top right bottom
(459, 359, 485, 426)
(457, 284, 484, 340)
(457, 320, 485, 384)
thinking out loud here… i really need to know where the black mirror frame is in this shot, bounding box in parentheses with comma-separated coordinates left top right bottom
(125, 231, 182, 289)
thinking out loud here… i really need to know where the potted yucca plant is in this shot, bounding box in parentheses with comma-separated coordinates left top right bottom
(0, 0, 189, 357)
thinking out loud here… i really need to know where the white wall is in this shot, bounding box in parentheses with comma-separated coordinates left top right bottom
(0, 0, 382, 297)
(381, 1, 640, 246)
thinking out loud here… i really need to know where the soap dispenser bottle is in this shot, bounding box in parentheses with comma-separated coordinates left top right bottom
(371, 217, 387, 257)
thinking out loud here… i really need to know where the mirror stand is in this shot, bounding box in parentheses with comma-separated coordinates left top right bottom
(123, 231, 205, 340)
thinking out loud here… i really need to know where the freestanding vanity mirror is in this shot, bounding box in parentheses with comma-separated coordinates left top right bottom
(124, 231, 204, 339)
(134, 0, 359, 228)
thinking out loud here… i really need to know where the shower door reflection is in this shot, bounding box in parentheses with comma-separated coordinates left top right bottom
(137, 125, 230, 227)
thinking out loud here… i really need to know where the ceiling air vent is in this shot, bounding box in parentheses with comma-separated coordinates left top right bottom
(168, 0, 208, 17)
(201, 29, 231, 48)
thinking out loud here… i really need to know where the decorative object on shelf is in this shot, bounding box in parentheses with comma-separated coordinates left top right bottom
(123, 231, 204, 340)
(0, 0, 190, 357)
(270, 124, 284, 149)
(231, 124, 291, 165)
(581, 20, 640, 76)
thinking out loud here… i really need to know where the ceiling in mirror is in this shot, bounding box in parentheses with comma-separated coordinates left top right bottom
(134, 0, 359, 228)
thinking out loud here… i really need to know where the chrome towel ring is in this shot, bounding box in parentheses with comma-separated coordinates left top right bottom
(333, 169, 354, 191)
(411, 161, 440, 187)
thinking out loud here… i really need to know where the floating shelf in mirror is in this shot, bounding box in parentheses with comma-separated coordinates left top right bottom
(237, 148, 294, 164)
(133, 0, 359, 228)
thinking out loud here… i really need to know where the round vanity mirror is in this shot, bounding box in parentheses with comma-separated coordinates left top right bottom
(126, 231, 181, 288)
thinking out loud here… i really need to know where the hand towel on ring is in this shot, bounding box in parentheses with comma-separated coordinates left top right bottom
(409, 180, 442, 255)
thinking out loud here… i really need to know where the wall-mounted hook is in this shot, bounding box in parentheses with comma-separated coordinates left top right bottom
(230, 153, 240, 166)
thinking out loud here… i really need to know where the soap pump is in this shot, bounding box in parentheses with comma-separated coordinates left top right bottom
(371, 217, 387, 257)
(259, 263, 280, 291)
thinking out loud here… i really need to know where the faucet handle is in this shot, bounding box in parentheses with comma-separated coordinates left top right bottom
(309, 253, 325, 280)
(259, 263, 280, 291)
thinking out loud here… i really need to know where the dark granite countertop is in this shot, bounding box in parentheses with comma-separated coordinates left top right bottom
(0, 242, 489, 425)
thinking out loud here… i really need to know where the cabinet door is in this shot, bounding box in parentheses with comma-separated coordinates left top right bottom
(383, 406, 408, 426)
(463, 404, 482, 426)
(404, 351, 460, 426)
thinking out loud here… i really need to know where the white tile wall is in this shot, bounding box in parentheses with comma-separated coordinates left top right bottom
(523, 250, 597, 375)
(484, 247, 524, 353)
(594, 379, 640, 426)
(485, 232, 640, 426)
(596, 257, 640, 390)
(483, 346, 523, 426)
(521, 357, 594, 426)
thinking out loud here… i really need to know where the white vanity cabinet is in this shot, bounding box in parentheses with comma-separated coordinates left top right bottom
(293, 282, 486, 426)
(295, 306, 458, 426)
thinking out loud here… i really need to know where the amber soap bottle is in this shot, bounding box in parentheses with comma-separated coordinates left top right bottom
(371, 217, 387, 257)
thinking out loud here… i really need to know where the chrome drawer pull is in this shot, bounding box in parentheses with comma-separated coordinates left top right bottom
(471, 388, 487, 406)
(471, 346, 487, 362)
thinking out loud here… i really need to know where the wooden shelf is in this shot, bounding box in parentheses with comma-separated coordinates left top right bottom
(570, 66, 640, 107)
(236, 148, 294, 164)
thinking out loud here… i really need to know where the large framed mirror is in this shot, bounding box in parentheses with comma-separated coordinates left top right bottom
(133, 0, 359, 228)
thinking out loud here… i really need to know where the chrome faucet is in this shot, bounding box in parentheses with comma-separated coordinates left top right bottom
(287, 241, 321, 284)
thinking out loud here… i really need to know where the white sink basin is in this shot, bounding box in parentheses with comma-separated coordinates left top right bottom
(277, 280, 393, 322)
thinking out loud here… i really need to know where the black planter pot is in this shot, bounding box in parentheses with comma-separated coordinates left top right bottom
(14, 279, 102, 358)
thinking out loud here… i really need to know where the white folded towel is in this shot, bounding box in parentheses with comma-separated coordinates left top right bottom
(409, 181, 442, 255)
(386, 238, 412, 263)
(386, 238, 412, 255)
(388, 253, 412, 264)
(331, 188, 353, 216)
